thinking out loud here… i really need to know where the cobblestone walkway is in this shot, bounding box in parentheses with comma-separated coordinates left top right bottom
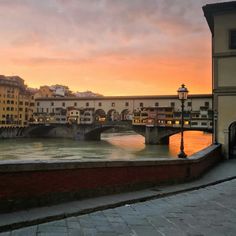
(1, 179, 236, 236)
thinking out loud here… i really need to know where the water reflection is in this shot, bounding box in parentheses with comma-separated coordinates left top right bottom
(0, 131, 212, 161)
(169, 131, 212, 157)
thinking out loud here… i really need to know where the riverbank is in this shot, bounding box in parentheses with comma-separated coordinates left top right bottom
(0, 144, 222, 213)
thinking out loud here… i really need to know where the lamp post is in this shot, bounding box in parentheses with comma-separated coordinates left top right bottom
(177, 84, 189, 158)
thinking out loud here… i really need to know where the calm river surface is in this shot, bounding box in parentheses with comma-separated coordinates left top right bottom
(0, 131, 212, 161)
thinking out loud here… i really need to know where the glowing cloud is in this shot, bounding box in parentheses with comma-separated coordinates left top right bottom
(0, 0, 231, 95)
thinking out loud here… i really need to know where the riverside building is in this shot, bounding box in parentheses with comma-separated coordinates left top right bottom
(34, 94, 213, 128)
(203, 1, 236, 158)
(0, 75, 35, 127)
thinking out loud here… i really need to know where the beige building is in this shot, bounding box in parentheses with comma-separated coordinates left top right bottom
(35, 94, 212, 127)
(0, 75, 35, 127)
(34, 85, 74, 98)
(203, 2, 236, 158)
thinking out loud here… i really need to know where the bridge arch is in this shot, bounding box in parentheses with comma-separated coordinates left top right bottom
(156, 128, 212, 145)
(107, 109, 119, 121)
(229, 121, 236, 159)
(94, 109, 106, 122)
(121, 109, 131, 121)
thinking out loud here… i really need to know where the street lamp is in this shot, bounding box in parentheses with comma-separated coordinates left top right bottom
(177, 84, 189, 158)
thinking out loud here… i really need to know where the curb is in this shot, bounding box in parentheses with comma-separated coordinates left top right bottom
(1, 176, 236, 232)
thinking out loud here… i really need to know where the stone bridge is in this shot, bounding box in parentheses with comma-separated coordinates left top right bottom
(23, 121, 132, 141)
(133, 125, 213, 145)
(22, 122, 212, 145)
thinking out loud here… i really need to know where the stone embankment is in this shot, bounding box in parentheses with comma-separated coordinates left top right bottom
(0, 144, 222, 213)
(0, 127, 25, 139)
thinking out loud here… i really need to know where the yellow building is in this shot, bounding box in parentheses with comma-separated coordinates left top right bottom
(0, 75, 35, 127)
(203, 2, 236, 158)
(34, 86, 54, 99)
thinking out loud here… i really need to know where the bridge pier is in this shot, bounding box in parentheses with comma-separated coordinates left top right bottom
(145, 126, 157, 144)
(159, 136, 170, 145)
(75, 126, 101, 141)
(145, 126, 169, 145)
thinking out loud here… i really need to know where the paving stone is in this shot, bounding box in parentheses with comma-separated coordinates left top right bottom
(37, 233, 68, 236)
(105, 215, 125, 223)
(11, 226, 37, 236)
(68, 228, 83, 236)
(82, 227, 97, 236)
(109, 222, 132, 234)
(0, 232, 11, 236)
(37, 222, 67, 234)
(132, 225, 163, 236)
(66, 220, 81, 229)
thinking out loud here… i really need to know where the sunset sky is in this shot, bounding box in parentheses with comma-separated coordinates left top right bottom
(0, 0, 230, 95)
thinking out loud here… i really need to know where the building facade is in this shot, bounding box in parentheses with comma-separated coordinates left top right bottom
(0, 75, 35, 127)
(203, 1, 236, 158)
(35, 94, 213, 128)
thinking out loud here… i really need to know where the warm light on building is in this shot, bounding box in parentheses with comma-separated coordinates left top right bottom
(0, 75, 35, 127)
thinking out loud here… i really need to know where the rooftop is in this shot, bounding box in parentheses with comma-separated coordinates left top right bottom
(35, 94, 213, 101)
(203, 1, 236, 34)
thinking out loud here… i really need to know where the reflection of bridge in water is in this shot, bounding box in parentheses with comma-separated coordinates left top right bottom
(22, 121, 213, 145)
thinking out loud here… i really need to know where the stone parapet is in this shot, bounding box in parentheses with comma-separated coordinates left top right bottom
(0, 144, 222, 213)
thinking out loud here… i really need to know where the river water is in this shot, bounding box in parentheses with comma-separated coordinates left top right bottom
(0, 131, 212, 161)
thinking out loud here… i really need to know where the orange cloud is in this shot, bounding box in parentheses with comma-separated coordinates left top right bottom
(0, 0, 221, 95)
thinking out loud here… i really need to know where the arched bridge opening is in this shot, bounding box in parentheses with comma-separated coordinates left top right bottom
(133, 125, 212, 145)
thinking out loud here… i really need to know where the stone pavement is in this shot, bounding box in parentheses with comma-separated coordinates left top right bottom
(0, 159, 236, 235)
(1, 178, 236, 236)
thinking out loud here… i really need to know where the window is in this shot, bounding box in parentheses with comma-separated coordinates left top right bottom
(111, 102, 115, 107)
(187, 102, 192, 107)
(86, 102, 89, 107)
(201, 122, 207, 126)
(62, 102, 65, 107)
(74, 102, 77, 106)
(37, 102, 40, 106)
(229, 30, 236, 49)
(125, 102, 129, 107)
(98, 102, 102, 107)
(155, 102, 159, 107)
(205, 102, 209, 107)
(140, 102, 143, 107)
(170, 102, 175, 107)
(51, 102, 54, 106)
